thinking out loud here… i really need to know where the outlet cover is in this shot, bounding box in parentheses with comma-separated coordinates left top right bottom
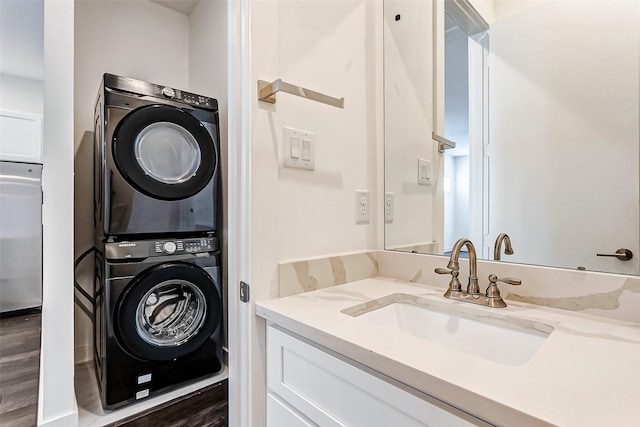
(355, 190, 369, 223)
(385, 192, 394, 222)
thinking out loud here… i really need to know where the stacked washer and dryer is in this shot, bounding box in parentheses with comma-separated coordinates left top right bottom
(93, 73, 224, 409)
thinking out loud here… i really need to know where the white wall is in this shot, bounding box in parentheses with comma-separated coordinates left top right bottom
(249, 0, 383, 424)
(453, 154, 469, 243)
(251, 0, 381, 266)
(469, 0, 495, 24)
(493, 0, 551, 21)
(188, 0, 228, 358)
(74, 0, 189, 151)
(0, 0, 44, 114)
(444, 19, 469, 155)
(384, 0, 438, 250)
(442, 16, 470, 252)
(0, 74, 43, 114)
(443, 154, 470, 252)
(39, 1, 77, 425)
(189, 0, 228, 158)
(443, 155, 454, 250)
(0, 0, 44, 80)
(489, 0, 639, 274)
(73, 0, 190, 362)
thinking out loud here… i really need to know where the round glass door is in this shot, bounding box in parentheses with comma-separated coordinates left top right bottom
(134, 122, 202, 185)
(136, 279, 207, 347)
(112, 104, 217, 201)
(116, 263, 221, 361)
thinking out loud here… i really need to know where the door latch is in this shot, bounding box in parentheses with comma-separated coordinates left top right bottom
(240, 281, 250, 303)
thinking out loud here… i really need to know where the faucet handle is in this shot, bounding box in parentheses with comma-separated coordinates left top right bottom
(485, 274, 521, 308)
(435, 267, 463, 295)
(490, 275, 521, 286)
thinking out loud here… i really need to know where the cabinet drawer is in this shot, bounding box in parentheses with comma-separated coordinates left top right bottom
(267, 325, 489, 427)
(267, 392, 316, 427)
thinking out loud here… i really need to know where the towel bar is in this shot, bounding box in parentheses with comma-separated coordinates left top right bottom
(258, 79, 345, 109)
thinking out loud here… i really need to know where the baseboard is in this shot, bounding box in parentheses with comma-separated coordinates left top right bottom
(38, 410, 78, 427)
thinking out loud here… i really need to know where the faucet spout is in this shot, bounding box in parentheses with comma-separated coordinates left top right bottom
(494, 233, 514, 261)
(447, 238, 479, 295)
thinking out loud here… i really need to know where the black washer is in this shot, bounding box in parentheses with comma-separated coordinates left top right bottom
(112, 104, 217, 201)
(115, 262, 222, 362)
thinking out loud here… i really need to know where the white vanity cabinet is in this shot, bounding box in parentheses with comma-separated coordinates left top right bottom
(266, 325, 489, 427)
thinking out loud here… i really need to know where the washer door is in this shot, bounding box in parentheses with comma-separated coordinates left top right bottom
(115, 262, 221, 362)
(112, 104, 217, 201)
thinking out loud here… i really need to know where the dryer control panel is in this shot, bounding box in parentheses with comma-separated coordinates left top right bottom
(105, 237, 220, 261)
(104, 73, 218, 111)
(151, 85, 216, 110)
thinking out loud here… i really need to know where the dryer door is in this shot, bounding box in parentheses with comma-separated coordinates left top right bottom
(112, 104, 218, 201)
(115, 262, 222, 362)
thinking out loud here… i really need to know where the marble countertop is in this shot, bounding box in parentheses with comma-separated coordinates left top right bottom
(256, 277, 640, 427)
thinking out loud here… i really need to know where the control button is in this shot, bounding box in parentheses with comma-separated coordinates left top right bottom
(163, 241, 177, 254)
(162, 87, 175, 98)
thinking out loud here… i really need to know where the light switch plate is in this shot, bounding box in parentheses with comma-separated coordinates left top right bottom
(418, 158, 432, 185)
(284, 127, 315, 170)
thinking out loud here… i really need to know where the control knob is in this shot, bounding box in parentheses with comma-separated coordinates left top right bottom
(163, 241, 177, 254)
(162, 87, 175, 98)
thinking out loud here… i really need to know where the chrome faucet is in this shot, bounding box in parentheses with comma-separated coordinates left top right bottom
(494, 233, 514, 261)
(435, 237, 521, 308)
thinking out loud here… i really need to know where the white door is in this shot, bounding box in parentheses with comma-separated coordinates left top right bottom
(488, 0, 639, 275)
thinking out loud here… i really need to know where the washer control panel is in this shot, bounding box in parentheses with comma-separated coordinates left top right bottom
(153, 238, 216, 255)
(105, 237, 219, 261)
(162, 241, 177, 254)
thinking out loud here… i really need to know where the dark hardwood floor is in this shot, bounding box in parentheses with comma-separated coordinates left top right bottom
(0, 312, 227, 427)
(106, 380, 228, 427)
(0, 312, 42, 427)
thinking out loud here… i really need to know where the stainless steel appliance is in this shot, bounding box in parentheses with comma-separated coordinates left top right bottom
(0, 161, 42, 314)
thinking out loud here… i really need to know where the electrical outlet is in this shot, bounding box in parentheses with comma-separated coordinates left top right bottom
(355, 190, 369, 223)
(385, 192, 394, 222)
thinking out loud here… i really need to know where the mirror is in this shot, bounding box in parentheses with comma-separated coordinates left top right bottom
(384, 0, 639, 275)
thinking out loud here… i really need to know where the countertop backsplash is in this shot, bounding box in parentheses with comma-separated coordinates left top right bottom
(278, 250, 640, 324)
(279, 251, 379, 298)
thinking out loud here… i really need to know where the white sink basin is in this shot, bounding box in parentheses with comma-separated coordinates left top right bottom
(343, 294, 553, 366)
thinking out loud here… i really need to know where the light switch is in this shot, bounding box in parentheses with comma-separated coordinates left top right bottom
(290, 137, 300, 159)
(301, 139, 311, 161)
(418, 158, 432, 185)
(283, 127, 315, 171)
